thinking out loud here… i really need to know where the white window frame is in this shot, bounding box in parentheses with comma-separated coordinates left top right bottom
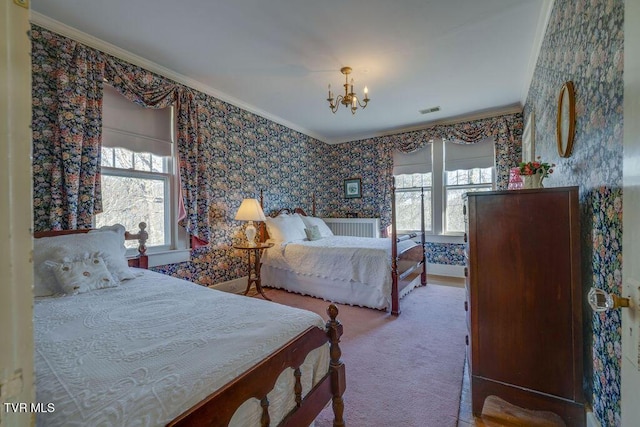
(98, 87, 189, 267)
(394, 179, 433, 235)
(443, 171, 494, 234)
(442, 138, 495, 235)
(393, 138, 495, 237)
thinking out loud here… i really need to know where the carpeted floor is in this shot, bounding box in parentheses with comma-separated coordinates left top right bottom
(260, 284, 467, 427)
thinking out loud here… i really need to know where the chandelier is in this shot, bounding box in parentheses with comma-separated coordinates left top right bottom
(327, 66, 370, 114)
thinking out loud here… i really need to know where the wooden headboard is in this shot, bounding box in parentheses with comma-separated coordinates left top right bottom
(33, 222, 149, 269)
(257, 191, 317, 242)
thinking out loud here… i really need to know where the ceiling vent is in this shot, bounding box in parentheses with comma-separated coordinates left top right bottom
(419, 106, 441, 115)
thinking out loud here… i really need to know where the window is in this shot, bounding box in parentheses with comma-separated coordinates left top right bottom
(444, 168, 493, 232)
(97, 85, 186, 257)
(443, 138, 494, 233)
(394, 173, 432, 233)
(393, 138, 495, 236)
(393, 146, 432, 233)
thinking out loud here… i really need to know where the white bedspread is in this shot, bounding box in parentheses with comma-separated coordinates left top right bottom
(34, 269, 328, 427)
(261, 236, 417, 309)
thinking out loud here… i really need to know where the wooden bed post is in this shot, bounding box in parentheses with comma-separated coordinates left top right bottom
(391, 177, 400, 316)
(420, 187, 427, 286)
(258, 190, 266, 243)
(326, 304, 346, 427)
(312, 193, 316, 217)
(125, 222, 149, 269)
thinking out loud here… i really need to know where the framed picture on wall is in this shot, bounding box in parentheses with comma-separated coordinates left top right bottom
(344, 178, 362, 199)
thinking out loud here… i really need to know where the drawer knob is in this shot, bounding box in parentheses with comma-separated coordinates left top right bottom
(464, 301, 468, 311)
(464, 267, 468, 277)
(465, 335, 469, 346)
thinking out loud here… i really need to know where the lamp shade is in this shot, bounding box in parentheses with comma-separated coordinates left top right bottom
(234, 199, 266, 222)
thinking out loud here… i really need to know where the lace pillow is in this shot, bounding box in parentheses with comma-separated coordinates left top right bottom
(47, 255, 117, 294)
(34, 226, 140, 297)
(304, 225, 323, 241)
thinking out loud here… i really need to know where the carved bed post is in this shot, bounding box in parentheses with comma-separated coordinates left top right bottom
(391, 177, 400, 316)
(258, 190, 266, 243)
(312, 193, 316, 217)
(125, 222, 149, 269)
(326, 304, 346, 427)
(420, 187, 427, 286)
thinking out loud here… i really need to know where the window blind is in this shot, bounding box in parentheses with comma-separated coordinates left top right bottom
(102, 84, 172, 156)
(444, 137, 494, 171)
(392, 144, 433, 175)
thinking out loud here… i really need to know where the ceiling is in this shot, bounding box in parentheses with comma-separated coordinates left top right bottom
(31, 0, 551, 144)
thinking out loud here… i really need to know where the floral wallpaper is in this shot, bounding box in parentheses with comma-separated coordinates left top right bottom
(523, 0, 624, 424)
(154, 94, 327, 284)
(316, 113, 523, 266)
(31, 1, 625, 422)
(425, 243, 466, 266)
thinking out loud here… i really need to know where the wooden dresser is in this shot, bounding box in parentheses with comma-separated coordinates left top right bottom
(463, 187, 584, 426)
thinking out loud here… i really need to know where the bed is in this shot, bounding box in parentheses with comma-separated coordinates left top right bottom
(259, 187, 427, 316)
(33, 224, 346, 427)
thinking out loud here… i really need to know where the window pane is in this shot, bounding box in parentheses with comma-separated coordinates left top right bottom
(133, 152, 152, 172)
(101, 147, 114, 167)
(151, 154, 166, 173)
(445, 186, 492, 233)
(394, 189, 432, 232)
(395, 172, 432, 189)
(446, 168, 493, 186)
(114, 148, 133, 169)
(96, 174, 167, 248)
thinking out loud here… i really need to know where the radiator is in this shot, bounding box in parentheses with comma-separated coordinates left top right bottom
(321, 218, 381, 238)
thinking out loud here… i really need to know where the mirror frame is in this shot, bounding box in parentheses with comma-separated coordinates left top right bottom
(556, 81, 576, 158)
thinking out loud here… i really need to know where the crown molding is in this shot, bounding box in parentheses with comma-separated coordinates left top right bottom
(521, 0, 555, 105)
(29, 11, 327, 143)
(327, 104, 523, 145)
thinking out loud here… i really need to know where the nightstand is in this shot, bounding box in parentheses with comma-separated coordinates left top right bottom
(233, 242, 274, 300)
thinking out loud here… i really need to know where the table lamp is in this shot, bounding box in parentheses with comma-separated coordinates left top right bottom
(234, 198, 266, 246)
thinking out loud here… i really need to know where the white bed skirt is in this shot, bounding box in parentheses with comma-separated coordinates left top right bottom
(261, 265, 421, 311)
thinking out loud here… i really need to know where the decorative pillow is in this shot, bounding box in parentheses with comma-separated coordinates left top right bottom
(300, 216, 334, 238)
(304, 225, 323, 241)
(265, 214, 307, 243)
(47, 255, 117, 294)
(34, 226, 139, 297)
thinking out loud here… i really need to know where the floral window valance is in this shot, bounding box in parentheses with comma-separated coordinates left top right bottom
(31, 25, 211, 245)
(376, 112, 523, 230)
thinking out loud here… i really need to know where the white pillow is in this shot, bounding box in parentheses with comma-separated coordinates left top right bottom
(47, 255, 117, 294)
(265, 214, 307, 243)
(33, 228, 138, 297)
(300, 216, 334, 238)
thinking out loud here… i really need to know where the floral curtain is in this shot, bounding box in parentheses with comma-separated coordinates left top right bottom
(103, 55, 211, 245)
(31, 26, 211, 245)
(378, 112, 523, 230)
(32, 27, 105, 230)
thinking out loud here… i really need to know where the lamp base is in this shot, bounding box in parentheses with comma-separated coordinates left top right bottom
(245, 221, 257, 247)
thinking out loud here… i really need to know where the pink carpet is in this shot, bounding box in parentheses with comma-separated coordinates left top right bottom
(261, 284, 467, 427)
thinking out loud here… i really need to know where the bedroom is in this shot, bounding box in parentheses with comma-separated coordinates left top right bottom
(2, 0, 639, 426)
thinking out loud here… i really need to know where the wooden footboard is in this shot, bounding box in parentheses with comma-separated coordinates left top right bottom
(168, 304, 346, 427)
